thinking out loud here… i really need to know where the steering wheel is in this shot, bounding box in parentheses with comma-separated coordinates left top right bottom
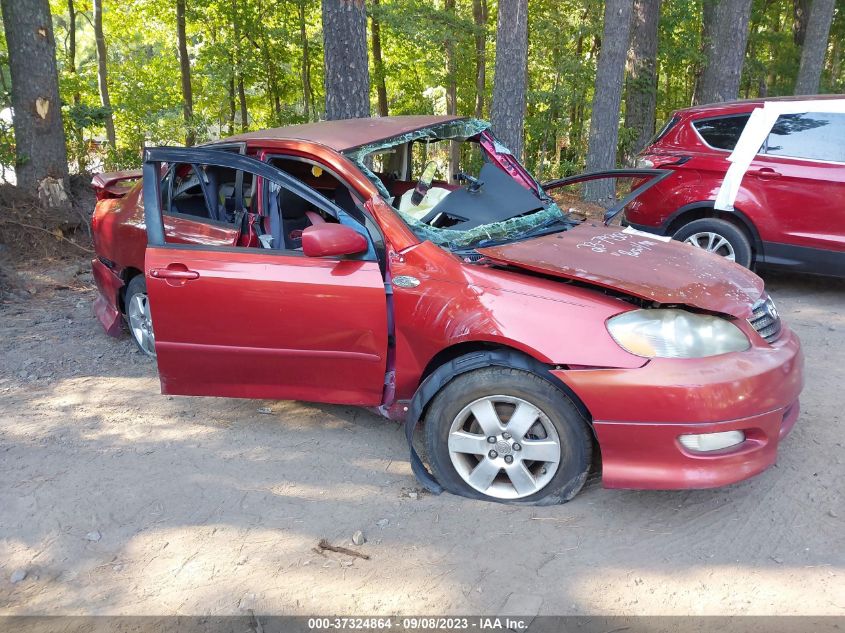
(410, 160, 438, 206)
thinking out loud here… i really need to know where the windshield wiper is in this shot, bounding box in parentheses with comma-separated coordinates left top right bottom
(512, 216, 572, 240)
(472, 216, 571, 249)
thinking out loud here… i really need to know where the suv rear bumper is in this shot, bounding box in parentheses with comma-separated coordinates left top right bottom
(625, 220, 668, 236)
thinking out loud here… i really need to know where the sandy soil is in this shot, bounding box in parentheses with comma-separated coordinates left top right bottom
(0, 257, 842, 616)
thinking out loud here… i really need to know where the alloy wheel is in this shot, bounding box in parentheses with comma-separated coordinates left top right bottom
(127, 292, 156, 356)
(447, 395, 561, 500)
(683, 231, 736, 261)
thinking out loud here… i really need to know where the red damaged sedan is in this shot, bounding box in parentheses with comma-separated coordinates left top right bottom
(90, 116, 803, 504)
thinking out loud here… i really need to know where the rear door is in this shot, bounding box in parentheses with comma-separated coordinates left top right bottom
(747, 111, 845, 254)
(141, 147, 388, 406)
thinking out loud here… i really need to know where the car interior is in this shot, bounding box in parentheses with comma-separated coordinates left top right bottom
(163, 159, 362, 251)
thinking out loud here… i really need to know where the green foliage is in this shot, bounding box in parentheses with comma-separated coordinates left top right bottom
(0, 0, 840, 176)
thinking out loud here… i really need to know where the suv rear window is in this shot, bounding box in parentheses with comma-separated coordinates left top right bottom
(692, 115, 750, 151)
(650, 116, 680, 145)
(763, 112, 845, 163)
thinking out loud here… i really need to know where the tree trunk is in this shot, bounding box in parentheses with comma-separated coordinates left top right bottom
(176, 0, 194, 146)
(473, 0, 487, 118)
(691, 0, 717, 105)
(490, 0, 528, 159)
(67, 0, 85, 172)
(624, 0, 661, 161)
(584, 0, 633, 202)
(238, 77, 248, 132)
(231, 0, 249, 131)
(793, 0, 811, 46)
(0, 0, 70, 205)
(694, 0, 753, 104)
(228, 69, 236, 135)
(299, 0, 313, 120)
(795, 0, 835, 94)
(371, 0, 388, 117)
(322, 0, 370, 120)
(93, 0, 116, 149)
(445, 0, 460, 181)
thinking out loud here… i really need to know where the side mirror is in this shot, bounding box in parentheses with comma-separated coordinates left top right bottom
(302, 223, 368, 258)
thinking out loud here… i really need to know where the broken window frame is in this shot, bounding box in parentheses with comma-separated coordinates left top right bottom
(343, 118, 567, 250)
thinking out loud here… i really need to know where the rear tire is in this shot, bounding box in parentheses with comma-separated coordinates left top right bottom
(423, 366, 592, 505)
(125, 275, 156, 357)
(672, 218, 752, 268)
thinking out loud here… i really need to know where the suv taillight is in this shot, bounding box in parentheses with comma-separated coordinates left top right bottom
(637, 153, 691, 169)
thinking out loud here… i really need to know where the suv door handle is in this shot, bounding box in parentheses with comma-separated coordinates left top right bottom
(150, 266, 200, 280)
(748, 167, 781, 179)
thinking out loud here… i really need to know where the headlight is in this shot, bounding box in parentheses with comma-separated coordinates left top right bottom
(607, 309, 750, 358)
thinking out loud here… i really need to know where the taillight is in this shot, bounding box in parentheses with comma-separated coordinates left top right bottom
(636, 154, 690, 169)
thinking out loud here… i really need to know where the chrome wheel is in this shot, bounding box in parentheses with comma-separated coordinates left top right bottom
(683, 231, 736, 261)
(447, 395, 561, 500)
(127, 292, 156, 356)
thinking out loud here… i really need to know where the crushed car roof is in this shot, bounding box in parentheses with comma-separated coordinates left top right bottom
(215, 115, 465, 151)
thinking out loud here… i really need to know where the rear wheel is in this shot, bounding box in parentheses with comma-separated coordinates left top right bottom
(423, 366, 592, 504)
(125, 275, 156, 357)
(672, 218, 752, 268)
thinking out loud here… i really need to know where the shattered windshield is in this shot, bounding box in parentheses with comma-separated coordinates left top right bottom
(343, 118, 568, 250)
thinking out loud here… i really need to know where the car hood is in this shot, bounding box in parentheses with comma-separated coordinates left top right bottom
(477, 223, 764, 318)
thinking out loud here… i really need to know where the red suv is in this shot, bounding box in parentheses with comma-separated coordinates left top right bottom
(625, 96, 845, 275)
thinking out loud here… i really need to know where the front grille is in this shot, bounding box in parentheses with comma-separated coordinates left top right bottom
(749, 295, 782, 343)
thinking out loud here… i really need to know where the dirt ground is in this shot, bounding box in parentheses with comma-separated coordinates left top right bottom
(0, 256, 842, 617)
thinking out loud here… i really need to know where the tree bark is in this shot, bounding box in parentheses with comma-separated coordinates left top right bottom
(299, 0, 313, 120)
(491, 0, 528, 159)
(473, 0, 487, 118)
(176, 0, 194, 145)
(624, 0, 661, 161)
(691, 0, 717, 105)
(67, 0, 85, 172)
(795, 0, 835, 94)
(371, 0, 388, 117)
(93, 0, 116, 149)
(322, 0, 370, 120)
(227, 69, 236, 135)
(0, 0, 70, 205)
(445, 0, 460, 180)
(793, 0, 811, 46)
(231, 0, 249, 131)
(584, 0, 633, 202)
(694, 0, 753, 104)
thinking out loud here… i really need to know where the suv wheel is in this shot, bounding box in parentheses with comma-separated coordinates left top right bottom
(672, 218, 752, 268)
(423, 366, 592, 504)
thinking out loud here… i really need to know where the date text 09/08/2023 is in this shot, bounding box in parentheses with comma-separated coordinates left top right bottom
(307, 617, 530, 630)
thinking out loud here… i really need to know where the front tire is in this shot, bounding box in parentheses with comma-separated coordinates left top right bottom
(423, 366, 592, 504)
(125, 275, 156, 357)
(672, 218, 752, 268)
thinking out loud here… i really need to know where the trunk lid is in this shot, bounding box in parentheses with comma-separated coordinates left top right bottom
(477, 223, 763, 318)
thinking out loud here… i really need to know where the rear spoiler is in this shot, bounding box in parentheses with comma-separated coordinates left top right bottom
(91, 169, 143, 200)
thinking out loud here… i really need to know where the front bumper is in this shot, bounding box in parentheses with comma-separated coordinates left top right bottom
(552, 327, 804, 489)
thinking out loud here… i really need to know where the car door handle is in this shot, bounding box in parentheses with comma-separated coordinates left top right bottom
(150, 267, 199, 280)
(748, 167, 781, 179)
